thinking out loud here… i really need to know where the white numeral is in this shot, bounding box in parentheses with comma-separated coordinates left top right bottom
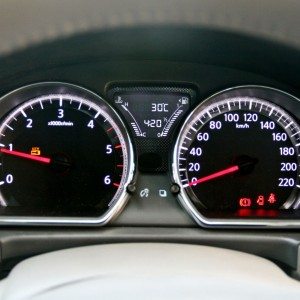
(278, 178, 294, 187)
(26, 119, 33, 128)
(6, 174, 13, 184)
(280, 147, 295, 156)
(106, 145, 112, 154)
(260, 121, 275, 130)
(104, 175, 111, 185)
(244, 113, 258, 122)
(280, 162, 297, 171)
(189, 147, 202, 156)
(87, 120, 94, 129)
(58, 109, 64, 119)
(188, 162, 200, 172)
(197, 133, 209, 141)
(272, 133, 287, 141)
(209, 121, 222, 130)
(224, 113, 239, 122)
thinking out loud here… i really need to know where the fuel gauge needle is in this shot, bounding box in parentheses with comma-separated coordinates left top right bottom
(0, 148, 51, 164)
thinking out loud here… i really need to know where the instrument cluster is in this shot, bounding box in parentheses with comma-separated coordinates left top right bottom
(0, 82, 299, 228)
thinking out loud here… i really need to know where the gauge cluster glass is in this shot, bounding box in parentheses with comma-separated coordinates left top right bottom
(173, 86, 300, 226)
(0, 82, 300, 228)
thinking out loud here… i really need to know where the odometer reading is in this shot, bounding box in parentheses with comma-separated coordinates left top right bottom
(175, 95, 300, 213)
(113, 90, 190, 138)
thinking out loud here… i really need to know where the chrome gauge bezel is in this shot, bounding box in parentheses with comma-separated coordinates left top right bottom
(172, 85, 300, 228)
(0, 82, 135, 226)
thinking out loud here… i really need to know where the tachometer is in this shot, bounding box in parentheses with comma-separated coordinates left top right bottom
(0, 82, 135, 225)
(173, 86, 300, 227)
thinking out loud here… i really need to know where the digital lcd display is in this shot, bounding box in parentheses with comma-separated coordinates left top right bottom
(113, 91, 190, 138)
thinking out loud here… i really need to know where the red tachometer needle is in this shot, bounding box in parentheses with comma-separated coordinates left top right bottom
(0, 148, 51, 164)
(188, 165, 239, 187)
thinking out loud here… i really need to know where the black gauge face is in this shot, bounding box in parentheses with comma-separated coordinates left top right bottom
(174, 93, 300, 216)
(0, 85, 134, 220)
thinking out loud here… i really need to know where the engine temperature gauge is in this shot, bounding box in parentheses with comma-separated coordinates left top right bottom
(108, 86, 195, 172)
(110, 87, 192, 139)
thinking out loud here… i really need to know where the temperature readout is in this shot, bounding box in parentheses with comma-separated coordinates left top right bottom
(113, 92, 190, 138)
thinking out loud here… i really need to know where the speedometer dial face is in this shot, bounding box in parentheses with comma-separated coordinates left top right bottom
(0, 83, 134, 224)
(173, 86, 300, 223)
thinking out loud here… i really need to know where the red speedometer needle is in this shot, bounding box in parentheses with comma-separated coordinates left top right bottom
(188, 165, 239, 187)
(0, 148, 51, 164)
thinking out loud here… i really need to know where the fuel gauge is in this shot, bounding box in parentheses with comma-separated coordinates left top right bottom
(110, 87, 192, 139)
(108, 86, 195, 172)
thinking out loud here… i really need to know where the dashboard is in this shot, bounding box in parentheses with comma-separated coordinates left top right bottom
(1, 0, 300, 289)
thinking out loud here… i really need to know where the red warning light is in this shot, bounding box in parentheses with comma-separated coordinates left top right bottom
(239, 198, 251, 207)
(256, 195, 265, 206)
(268, 193, 276, 204)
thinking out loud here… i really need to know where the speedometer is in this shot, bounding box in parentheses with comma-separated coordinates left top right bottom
(173, 86, 300, 227)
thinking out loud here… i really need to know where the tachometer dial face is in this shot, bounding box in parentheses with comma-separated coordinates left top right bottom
(173, 87, 300, 221)
(0, 83, 134, 223)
